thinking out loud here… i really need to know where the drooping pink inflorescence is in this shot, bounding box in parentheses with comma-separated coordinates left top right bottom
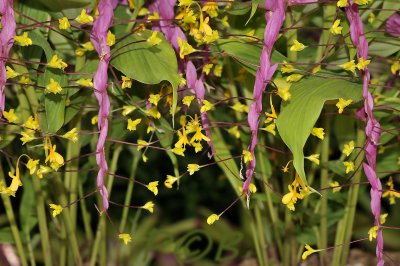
(345, 2, 383, 265)
(0, 0, 16, 117)
(90, 0, 115, 211)
(386, 13, 400, 37)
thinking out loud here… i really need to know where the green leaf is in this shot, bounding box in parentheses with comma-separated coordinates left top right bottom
(275, 77, 362, 185)
(29, 30, 55, 61)
(19, 178, 38, 234)
(111, 30, 180, 119)
(34, 0, 91, 11)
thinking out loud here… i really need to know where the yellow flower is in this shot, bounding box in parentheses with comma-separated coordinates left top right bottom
(311, 127, 325, 140)
(202, 2, 219, 18)
(187, 164, 200, 175)
(3, 109, 18, 123)
(122, 105, 136, 116)
(274, 79, 292, 101)
(147, 12, 160, 21)
(6, 66, 20, 79)
(249, 183, 257, 193)
(302, 245, 320, 260)
(147, 31, 162, 46)
(368, 226, 379, 241)
(380, 213, 388, 225)
(336, 98, 353, 114)
(127, 118, 142, 131)
(26, 159, 39, 175)
(149, 94, 161, 106)
(231, 102, 249, 113)
(290, 40, 306, 52)
(121, 76, 132, 89)
(45, 78, 63, 94)
(106, 31, 116, 46)
(178, 0, 193, 7)
(340, 60, 356, 74)
(76, 78, 94, 87)
(192, 141, 203, 153)
(391, 61, 399, 75)
(36, 165, 52, 179)
(178, 37, 195, 59)
(262, 123, 276, 136)
(207, 214, 220, 225)
(45, 145, 65, 171)
(75, 9, 94, 24)
(228, 126, 240, 139)
(329, 181, 341, 193)
(342, 140, 355, 157)
(312, 65, 321, 74)
(213, 65, 222, 77)
(175, 128, 190, 148)
(91, 115, 98, 125)
(220, 16, 230, 28)
(136, 140, 149, 151)
(62, 128, 78, 142)
(47, 55, 68, 70)
(118, 233, 132, 245)
(242, 150, 253, 164)
(200, 100, 214, 113)
(356, 57, 371, 70)
(305, 154, 320, 165)
(355, 0, 369, 5)
(286, 74, 303, 83)
(14, 32, 32, 46)
(75, 48, 86, 57)
(146, 106, 161, 119)
(165, 175, 178, 188)
(49, 204, 63, 217)
(172, 146, 186, 156)
(20, 130, 35, 145)
(182, 95, 195, 107)
(142, 201, 155, 213)
(23, 115, 39, 130)
(8, 168, 22, 193)
(282, 184, 297, 211)
(203, 63, 213, 75)
(147, 181, 159, 196)
(81, 41, 94, 51)
(281, 61, 295, 73)
(382, 176, 400, 204)
(59, 17, 70, 30)
(330, 19, 342, 35)
(368, 12, 375, 24)
(19, 76, 31, 85)
(337, 0, 348, 6)
(343, 161, 355, 174)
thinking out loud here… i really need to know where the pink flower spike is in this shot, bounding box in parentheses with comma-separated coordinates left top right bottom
(386, 13, 400, 37)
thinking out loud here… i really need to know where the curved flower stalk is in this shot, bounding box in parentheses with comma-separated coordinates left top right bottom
(90, 0, 114, 211)
(345, 2, 383, 265)
(0, 0, 16, 117)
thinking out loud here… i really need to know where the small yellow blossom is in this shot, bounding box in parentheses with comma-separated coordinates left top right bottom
(380, 213, 388, 225)
(262, 123, 276, 136)
(286, 74, 303, 83)
(200, 100, 214, 113)
(231, 102, 249, 113)
(147, 31, 162, 46)
(146, 106, 161, 119)
(391, 61, 399, 75)
(165, 175, 178, 188)
(182, 95, 195, 107)
(220, 16, 229, 28)
(368, 226, 379, 241)
(179, 0, 193, 7)
(343, 161, 355, 174)
(330, 19, 343, 35)
(311, 127, 325, 140)
(356, 57, 371, 70)
(312, 65, 321, 74)
(281, 61, 295, 73)
(203, 63, 213, 75)
(147, 181, 159, 196)
(242, 150, 253, 164)
(249, 183, 257, 193)
(202, 2, 219, 18)
(355, 0, 369, 5)
(207, 214, 220, 225)
(142, 201, 155, 213)
(118, 233, 132, 245)
(81, 42, 94, 51)
(62, 128, 78, 142)
(192, 142, 203, 153)
(340, 60, 356, 74)
(8, 168, 22, 193)
(147, 12, 160, 21)
(23, 115, 39, 130)
(76, 78, 94, 87)
(121, 76, 132, 89)
(305, 154, 320, 165)
(45, 145, 64, 171)
(6, 66, 20, 79)
(337, 0, 348, 7)
(75, 9, 94, 24)
(172, 146, 186, 156)
(274, 79, 292, 101)
(58, 17, 70, 30)
(382, 176, 400, 204)
(136, 140, 149, 151)
(149, 94, 161, 106)
(330, 181, 341, 193)
(302, 245, 321, 260)
(290, 40, 306, 52)
(342, 140, 355, 157)
(336, 98, 353, 114)
(127, 118, 142, 131)
(19, 76, 31, 85)
(36, 165, 52, 179)
(106, 31, 116, 46)
(178, 37, 195, 59)
(3, 109, 18, 123)
(47, 55, 68, 70)
(20, 130, 35, 145)
(213, 65, 222, 77)
(75, 48, 86, 57)
(49, 204, 63, 217)
(91, 115, 98, 125)
(45, 78, 63, 94)
(368, 12, 375, 24)
(26, 159, 39, 175)
(122, 105, 136, 116)
(187, 164, 200, 175)
(14, 32, 32, 46)
(228, 126, 240, 139)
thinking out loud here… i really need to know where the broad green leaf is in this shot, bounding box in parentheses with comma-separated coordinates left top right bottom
(111, 30, 180, 119)
(34, 0, 91, 11)
(29, 30, 55, 61)
(226, 4, 252, 15)
(276, 77, 362, 185)
(19, 178, 38, 234)
(372, 0, 400, 29)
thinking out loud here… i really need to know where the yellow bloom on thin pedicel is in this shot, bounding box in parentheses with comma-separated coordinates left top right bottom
(382, 176, 400, 204)
(146, 106, 161, 119)
(127, 118, 142, 131)
(46, 78, 63, 94)
(203, 64, 213, 75)
(330, 19, 343, 35)
(187, 164, 200, 175)
(286, 74, 303, 83)
(91, 115, 98, 125)
(368, 12, 375, 24)
(75, 9, 94, 24)
(76, 78, 94, 87)
(336, 98, 353, 114)
(274, 79, 292, 101)
(228, 126, 240, 139)
(207, 214, 220, 225)
(172, 146, 185, 156)
(122, 105, 136, 116)
(118, 233, 132, 245)
(231, 102, 249, 113)
(147, 181, 159, 196)
(200, 100, 214, 113)
(281, 61, 295, 74)
(106, 31, 116, 46)
(62, 128, 79, 143)
(391, 61, 399, 75)
(23, 115, 39, 130)
(147, 31, 162, 46)
(20, 130, 35, 145)
(45, 145, 64, 171)
(242, 150, 253, 164)
(249, 183, 257, 193)
(26, 159, 39, 175)
(81, 41, 94, 51)
(368, 226, 379, 241)
(6, 66, 20, 79)
(8, 168, 22, 193)
(14, 32, 32, 46)
(47, 55, 68, 70)
(290, 40, 306, 52)
(142, 201, 155, 213)
(136, 140, 149, 151)
(59, 17, 70, 30)
(302, 245, 321, 260)
(202, 2, 219, 18)
(340, 60, 356, 74)
(182, 95, 195, 107)
(356, 57, 371, 70)
(213, 65, 222, 77)
(337, 0, 348, 7)
(311, 127, 325, 140)
(342, 140, 355, 157)
(343, 161, 355, 174)
(165, 175, 178, 188)
(121, 76, 132, 89)
(36, 165, 52, 179)
(330, 181, 341, 193)
(178, 37, 195, 59)
(380, 213, 388, 225)
(305, 154, 320, 165)
(355, 0, 369, 5)
(3, 109, 18, 123)
(49, 204, 63, 217)
(179, 0, 193, 7)
(192, 142, 203, 153)
(149, 94, 161, 106)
